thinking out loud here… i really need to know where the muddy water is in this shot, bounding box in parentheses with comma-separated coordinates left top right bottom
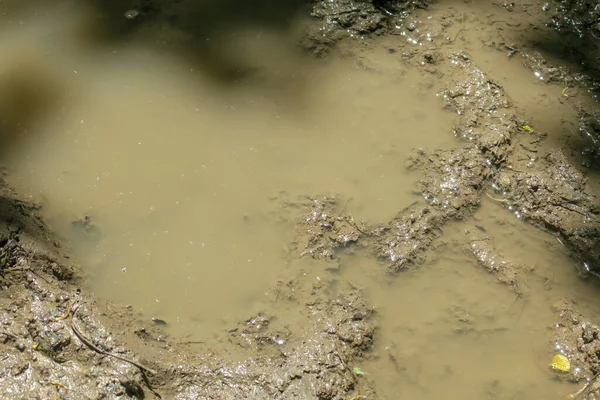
(0, 3, 456, 338)
(2, 0, 600, 399)
(342, 197, 600, 399)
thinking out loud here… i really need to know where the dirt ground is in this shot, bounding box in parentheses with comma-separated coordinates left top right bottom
(1, 0, 600, 399)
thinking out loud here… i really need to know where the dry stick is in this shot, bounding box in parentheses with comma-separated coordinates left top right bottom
(70, 305, 157, 375)
(485, 192, 510, 203)
(565, 372, 600, 399)
(49, 381, 71, 391)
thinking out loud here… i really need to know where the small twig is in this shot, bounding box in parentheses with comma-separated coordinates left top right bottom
(485, 192, 510, 203)
(179, 340, 205, 345)
(49, 381, 70, 391)
(0, 331, 17, 340)
(70, 305, 157, 375)
(565, 372, 600, 399)
(451, 28, 465, 43)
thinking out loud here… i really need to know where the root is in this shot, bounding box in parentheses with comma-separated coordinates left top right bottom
(70, 304, 157, 375)
(48, 381, 70, 390)
(51, 303, 72, 322)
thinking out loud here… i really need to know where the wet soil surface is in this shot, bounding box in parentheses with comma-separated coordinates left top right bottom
(2, 0, 600, 399)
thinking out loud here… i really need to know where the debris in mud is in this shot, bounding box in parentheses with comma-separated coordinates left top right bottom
(0, 235, 149, 399)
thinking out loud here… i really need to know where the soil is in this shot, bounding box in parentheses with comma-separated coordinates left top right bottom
(2, 0, 600, 399)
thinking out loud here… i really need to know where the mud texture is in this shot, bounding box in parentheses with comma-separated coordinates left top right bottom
(382, 45, 599, 278)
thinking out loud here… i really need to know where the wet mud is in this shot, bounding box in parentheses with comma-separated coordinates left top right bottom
(2, 0, 600, 399)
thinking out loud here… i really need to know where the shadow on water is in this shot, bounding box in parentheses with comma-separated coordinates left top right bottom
(0, 59, 64, 226)
(517, 18, 600, 169)
(0, 61, 63, 159)
(79, 0, 311, 85)
(0, 0, 315, 175)
(525, 31, 600, 88)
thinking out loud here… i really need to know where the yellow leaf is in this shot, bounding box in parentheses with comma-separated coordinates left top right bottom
(549, 354, 571, 372)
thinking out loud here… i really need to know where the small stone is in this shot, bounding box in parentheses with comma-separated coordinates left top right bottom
(15, 341, 25, 352)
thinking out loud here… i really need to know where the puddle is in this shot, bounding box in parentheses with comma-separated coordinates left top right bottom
(2, 0, 600, 398)
(0, 2, 456, 338)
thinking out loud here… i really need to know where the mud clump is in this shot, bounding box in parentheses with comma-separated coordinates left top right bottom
(291, 196, 366, 262)
(305, 0, 432, 54)
(373, 203, 443, 271)
(375, 145, 489, 271)
(442, 53, 515, 164)
(416, 146, 490, 215)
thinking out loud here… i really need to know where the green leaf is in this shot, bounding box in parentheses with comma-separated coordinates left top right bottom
(353, 367, 365, 376)
(520, 125, 534, 132)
